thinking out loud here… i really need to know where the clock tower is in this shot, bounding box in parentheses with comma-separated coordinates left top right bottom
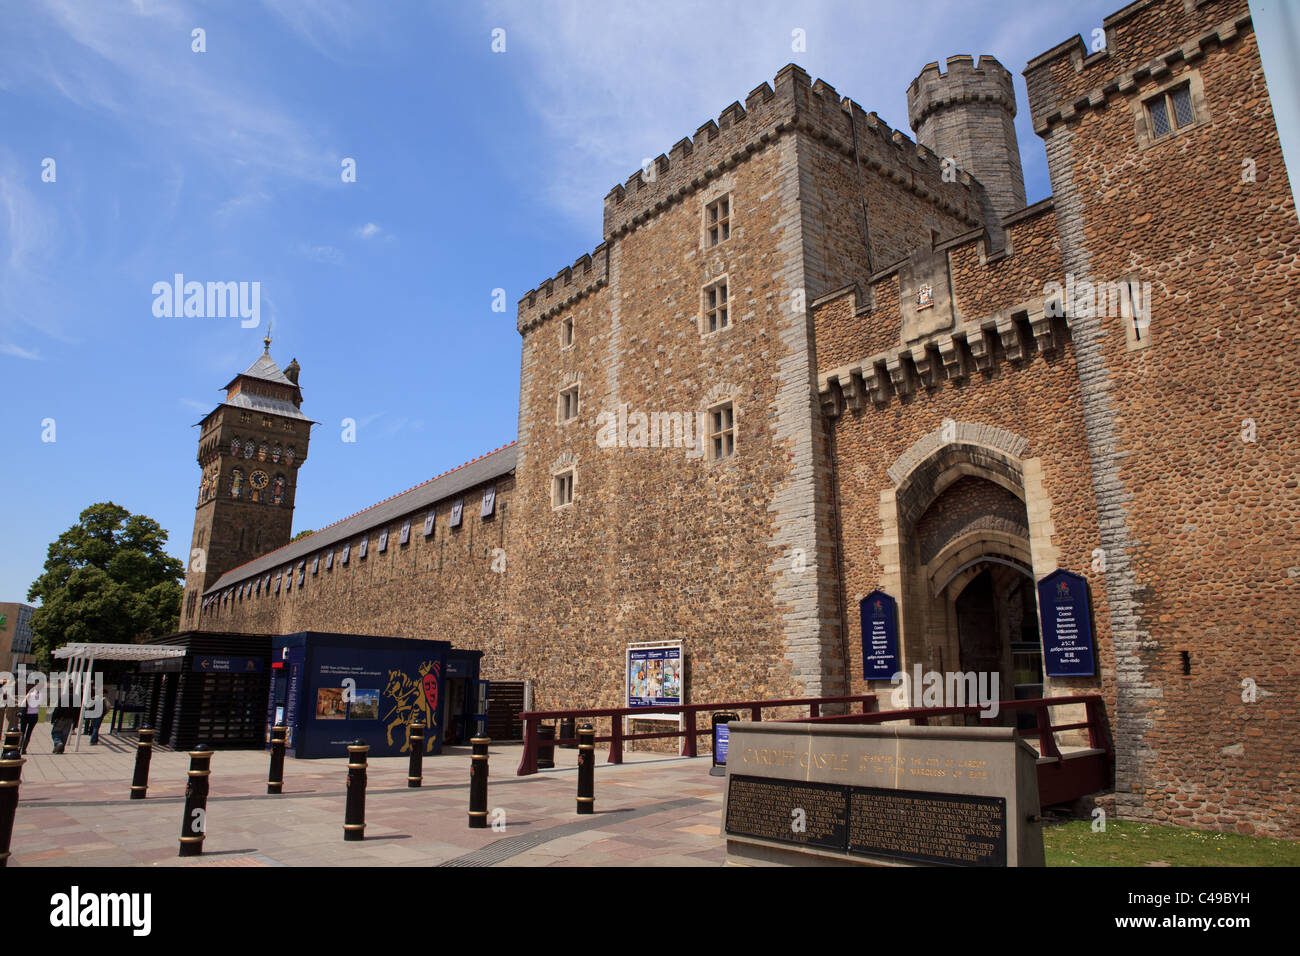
(181, 334, 314, 629)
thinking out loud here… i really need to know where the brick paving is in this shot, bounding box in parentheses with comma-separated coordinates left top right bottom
(7, 726, 726, 867)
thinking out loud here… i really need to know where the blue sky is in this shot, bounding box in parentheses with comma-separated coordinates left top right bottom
(0, 0, 1273, 602)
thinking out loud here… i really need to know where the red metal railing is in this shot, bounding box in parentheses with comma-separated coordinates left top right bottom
(516, 694, 880, 775)
(516, 693, 1114, 805)
(792, 693, 1114, 806)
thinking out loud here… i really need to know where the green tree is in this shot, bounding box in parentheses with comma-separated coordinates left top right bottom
(291, 529, 314, 541)
(26, 502, 184, 667)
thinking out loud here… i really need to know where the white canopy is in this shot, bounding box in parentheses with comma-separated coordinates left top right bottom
(51, 643, 186, 662)
(46, 643, 186, 753)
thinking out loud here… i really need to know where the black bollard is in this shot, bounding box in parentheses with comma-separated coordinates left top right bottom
(576, 723, 595, 815)
(177, 744, 213, 857)
(0, 742, 23, 867)
(2, 729, 19, 759)
(130, 728, 155, 800)
(343, 740, 368, 842)
(407, 722, 424, 789)
(267, 724, 287, 795)
(468, 736, 490, 829)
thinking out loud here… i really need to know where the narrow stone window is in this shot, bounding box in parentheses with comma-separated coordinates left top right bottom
(558, 384, 580, 423)
(1119, 275, 1153, 351)
(553, 469, 575, 509)
(702, 278, 729, 334)
(705, 194, 730, 246)
(1146, 84, 1193, 140)
(561, 316, 575, 349)
(708, 401, 736, 460)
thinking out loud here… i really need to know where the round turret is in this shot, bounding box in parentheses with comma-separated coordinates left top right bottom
(907, 55, 1026, 220)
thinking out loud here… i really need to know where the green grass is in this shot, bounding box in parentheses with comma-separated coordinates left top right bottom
(1044, 819, 1300, 866)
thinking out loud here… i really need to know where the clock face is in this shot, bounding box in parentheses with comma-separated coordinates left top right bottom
(250, 470, 269, 490)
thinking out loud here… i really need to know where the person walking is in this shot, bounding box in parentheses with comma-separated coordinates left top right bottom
(0, 677, 19, 743)
(83, 685, 112, 745)
(19, 684, 41, 755)
(50, 703, 78, 754)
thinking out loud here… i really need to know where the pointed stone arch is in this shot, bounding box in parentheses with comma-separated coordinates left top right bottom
(874, 422, 1061, 704)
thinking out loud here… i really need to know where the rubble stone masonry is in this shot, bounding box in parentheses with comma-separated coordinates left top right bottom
(193, 0, 1297, 837)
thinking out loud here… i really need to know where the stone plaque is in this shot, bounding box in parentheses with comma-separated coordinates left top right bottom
(725, 775, 847, 853)
(723, 722, 1043, 867)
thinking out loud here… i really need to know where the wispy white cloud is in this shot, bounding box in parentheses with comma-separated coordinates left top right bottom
(258, 0, 392, 61)
(0, 149, 78, 345)
(296, 242, 345, 264)
(483, 0, 1117, 230)
(8, 0, 339, 187)
(356, 222, 382, 240)
(0, 343, 43, 360)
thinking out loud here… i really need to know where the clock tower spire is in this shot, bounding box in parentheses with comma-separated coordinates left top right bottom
(180, 344, 314, 629)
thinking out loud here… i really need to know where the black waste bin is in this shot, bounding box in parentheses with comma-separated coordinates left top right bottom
(559, 717, 576, 749)
(537, 725, 556, 769)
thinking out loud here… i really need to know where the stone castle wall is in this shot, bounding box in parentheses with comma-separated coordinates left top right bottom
(187, 0, 1298, 839)
(1024, 0, 1298, 836)
(199, 472, 518, 676)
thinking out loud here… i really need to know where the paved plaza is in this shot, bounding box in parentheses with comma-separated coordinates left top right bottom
(7, 725, 726, 867)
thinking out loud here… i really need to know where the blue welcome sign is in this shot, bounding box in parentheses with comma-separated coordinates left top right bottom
(860, 590, 900, 680)
(1037, 568, 1097, 677)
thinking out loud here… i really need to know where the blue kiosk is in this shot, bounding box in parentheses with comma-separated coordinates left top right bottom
(266, 631, 486, 759)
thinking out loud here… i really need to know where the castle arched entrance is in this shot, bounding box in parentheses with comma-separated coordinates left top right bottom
(876, 425, 1060, 720)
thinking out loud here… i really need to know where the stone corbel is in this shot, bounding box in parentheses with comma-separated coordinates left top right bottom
(936, 335, 967, 382)
(1028, 309, 1057, 354)
(820, 379, 844, 418)
(886, 354, 915, 396)
(840, 369, 866, 411)
(910, 347, 940, 390)
(864, 362, 892, 405)
(965, 327, 994, 371)
(995, 315, 1025, 363)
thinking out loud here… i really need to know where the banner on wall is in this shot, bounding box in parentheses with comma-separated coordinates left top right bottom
(1037, 568, 1097, 677)
(626, 644, 683, 708)
(860, 590, 900, 680)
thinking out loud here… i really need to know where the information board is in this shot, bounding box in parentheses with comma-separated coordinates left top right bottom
(626, 645, 683, 707)
(1037, 569, 1096, 677)
(725, 775, 1007, 866)
(860, 590, 900, 680)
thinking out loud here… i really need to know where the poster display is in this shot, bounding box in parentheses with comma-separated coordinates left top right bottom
(269, 633, 451, 758)
(627, 644, 683, 707)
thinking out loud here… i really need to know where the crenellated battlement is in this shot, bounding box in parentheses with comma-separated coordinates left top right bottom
(1024, 0, 1250, 136)
(516, 242, 610, 334)
(518, 64, 994, 337)
(906, 55, 1018, 130)
(601, 64, 799, 239)
(602, 63, 986, 241)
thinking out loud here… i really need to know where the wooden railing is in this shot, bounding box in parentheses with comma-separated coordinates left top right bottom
(516, 694, 879, 775)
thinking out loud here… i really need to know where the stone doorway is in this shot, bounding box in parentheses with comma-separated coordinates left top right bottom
(953, 564, 1043, 726)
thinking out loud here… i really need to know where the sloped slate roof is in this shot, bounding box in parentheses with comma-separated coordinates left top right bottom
(220, 393, 313, 422)
(237, 353, 295, 387)
(205, 442, 517, 595)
